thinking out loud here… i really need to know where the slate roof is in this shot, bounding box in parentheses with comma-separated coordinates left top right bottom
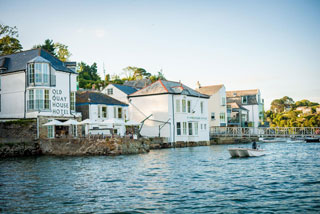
(76, 91, 128, 106)
(112, 84, 137, 95)
(0, 48, 76, 74)
(129, 80, 209, 98)
(226, 89, 259, 97)
(123, 79, 152, 89)
(196, 84, 224, 96)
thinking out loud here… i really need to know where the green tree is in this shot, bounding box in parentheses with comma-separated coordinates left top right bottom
(77, 62, 101, 89)
(54, 42, 71, 62)
(0, 24, 23, 55)
(122, 66, 151, 80)
(34, 39, 56, 56)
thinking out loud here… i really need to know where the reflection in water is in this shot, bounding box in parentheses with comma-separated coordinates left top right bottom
(1, 142, 320, 213)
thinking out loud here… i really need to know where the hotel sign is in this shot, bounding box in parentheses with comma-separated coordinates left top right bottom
(51, 89, 69, 115)
(187, 116, 208, 120)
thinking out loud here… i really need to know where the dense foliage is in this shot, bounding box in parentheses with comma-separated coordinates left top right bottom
(33, 39, 71, 62)
(0, 24, 23, 55)
(266, 96, 320, 127)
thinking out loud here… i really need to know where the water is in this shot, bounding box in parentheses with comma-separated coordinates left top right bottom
(1, 142, 320, 213)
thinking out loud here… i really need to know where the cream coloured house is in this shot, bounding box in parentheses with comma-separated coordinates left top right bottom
(196, 84, 227, 127)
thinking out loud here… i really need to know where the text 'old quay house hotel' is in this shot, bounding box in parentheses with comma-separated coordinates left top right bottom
(0, 49, 80, 138)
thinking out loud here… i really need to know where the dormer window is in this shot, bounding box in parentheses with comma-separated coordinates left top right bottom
(242, 96, 247, 104)
(28, 63, 50, 85)
(27, 56, 54, 86)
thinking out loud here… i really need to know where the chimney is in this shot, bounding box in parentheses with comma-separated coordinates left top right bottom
(196, 81, 201, 89)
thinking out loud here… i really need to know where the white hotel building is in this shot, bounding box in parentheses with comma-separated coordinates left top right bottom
(128, 80, 210, 143)
(0, 48, 80, 138)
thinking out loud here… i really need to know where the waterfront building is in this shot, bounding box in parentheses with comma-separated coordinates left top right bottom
(226, 101, 249, 127)
(0, 48, 80, 138)
(76, 91, 129, 136)
(128, 80, 210, 143)
(101, 84, 137, 104)
(195, 83, 227, 127)
(123, 79, 152, 89)
(226, 89, 264, 127)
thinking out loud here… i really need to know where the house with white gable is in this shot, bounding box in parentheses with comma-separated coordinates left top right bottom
(196, 83, 228, 127)
(101, 84, 137, 104)
(0, 48, 80, 138)
(226, 89, 264, 127)
(128, 80, 210, 143)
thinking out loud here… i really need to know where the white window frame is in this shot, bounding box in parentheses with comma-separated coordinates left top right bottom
(194, 122, 198, 136)
(176, 99, 181, 113)
(176, 122, 181, 136)
(183, 122, 187, 135)
(182, 99, 186, 113)
(70, 92, 76, 111)
(188, 122, 193, 136)
(200, 101, 204, 114)
(220, 112, 226, 123)
(187, 100, 191, 113)
(242, 96, 247, 104)
(107, 88, 113, 95)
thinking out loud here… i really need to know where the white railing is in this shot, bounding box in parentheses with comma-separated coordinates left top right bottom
(210, 127, 320, 138)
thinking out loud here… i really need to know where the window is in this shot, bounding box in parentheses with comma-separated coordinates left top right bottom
(107, 88, 113, 95)
(211, 112, 215, 120)
(28, 63, 34, 84)
(0, 95, 1, 112)
(222, 97, 226, 106)
(118, 107, 122, 119)
(35, 63, 42, 83)
(72, 125, 77, 137)
(204, 124, 207, 130)
(70, 92, 75, 111)
(28, 89, 49, 111)
(220, 112, 226, 123)
(48, 125, 54, 138)
(98, 105, 101, 118)
(187, 100, 191, 113)
(176, 99, 181, 113)
(194, 122, 198, 135)
(242, 96, 247, 104)
(182, 99, 186, 112)
(45, 90, 50, 109)
(28, 90, 34, 110)
(183, 122, 187, 135)
(28, 63, 50, 86)
(188, 122, 193, 135)
(0, 76, 1, 91)
(114, 107, 116, 118)
(200, 101, 204, 114)
(176, 122, 181, 136)
(102, 106, 107, 118)
(35, 89, 44, 109)
(201, 124, 203, 130)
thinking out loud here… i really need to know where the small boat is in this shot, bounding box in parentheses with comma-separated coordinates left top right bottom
(260, 137, 287, 143)
(228, 148, 265, 158)
(305, 138, 320, 143)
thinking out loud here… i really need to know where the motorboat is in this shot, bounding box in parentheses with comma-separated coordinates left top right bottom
(305, 138, 320, 143)
(228, 148, 265, 158)
(259, 137, 287, 143)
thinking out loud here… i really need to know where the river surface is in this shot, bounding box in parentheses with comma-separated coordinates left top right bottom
(1, 142, 320, 213)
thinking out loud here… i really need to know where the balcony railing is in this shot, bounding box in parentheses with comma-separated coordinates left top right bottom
(27, 100, 51, 111)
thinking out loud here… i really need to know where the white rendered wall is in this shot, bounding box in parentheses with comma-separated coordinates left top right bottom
(102, 85, 128, 104)
(207, 86, 227, 127)
(0, 71, 26, 118)
(243, 105, 260, 128)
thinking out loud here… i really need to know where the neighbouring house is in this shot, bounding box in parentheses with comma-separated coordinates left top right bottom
(316, 107, 320, 114)
(101, 84, 137, 104)
(76, 91, 128, 136)
(128, 80, 210, 143)
(195, 83, 227, 127)
(226, 89, 264, 127)
(296, 106, 312, 115)
(123, 79, 152, 89)
(226, 102, 249, 127)
(0, 48, 80, 138)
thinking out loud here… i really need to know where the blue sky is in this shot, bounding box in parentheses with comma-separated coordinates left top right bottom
(1, 0, 320, 109)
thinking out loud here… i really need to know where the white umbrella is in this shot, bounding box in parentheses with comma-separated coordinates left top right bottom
(125, 120, 141, 126)
(101, 118, 125, 126)
(62, 119, 78, 125)
(78, 119, 99, 125)
(43, 119, 63, 126)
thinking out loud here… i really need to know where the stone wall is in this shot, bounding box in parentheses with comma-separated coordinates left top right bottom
(0, 119, 37, 142)
(0, 141, 41, 157)
(210, 137, 259, 145)
(40, 137, 150, 156)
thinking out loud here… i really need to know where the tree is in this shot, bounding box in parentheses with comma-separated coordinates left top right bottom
(0, 24, 23, 55)
(77, 62, 101, 89)
(33, 39, 56, 56)
(150, 70, 166, 83)
(122, 66, 151, 80)
(54, 43, 71, 62)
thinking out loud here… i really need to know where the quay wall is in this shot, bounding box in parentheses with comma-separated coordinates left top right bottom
(210, 137, 259, 145)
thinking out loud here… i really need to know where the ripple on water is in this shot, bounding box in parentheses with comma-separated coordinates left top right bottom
(0, 142, 320, 213)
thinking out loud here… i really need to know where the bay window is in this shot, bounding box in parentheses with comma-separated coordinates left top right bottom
(28, 89, 50, 111)
(27, 63, 51, 86)
(182, 99, 186, 113)
(187, 100, 191, 113)
(176, 99, 180, 112)
(70, 92, 75, 111)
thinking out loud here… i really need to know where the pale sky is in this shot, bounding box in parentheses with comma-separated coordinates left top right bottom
(1, 0, 320, 109)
